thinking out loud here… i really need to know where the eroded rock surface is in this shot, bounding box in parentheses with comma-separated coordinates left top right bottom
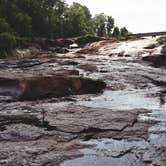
(0, 37, 165, 166)
(0, 68, 106, 101)
(0, 103, 154, 166)
(143, 54, 166, 67)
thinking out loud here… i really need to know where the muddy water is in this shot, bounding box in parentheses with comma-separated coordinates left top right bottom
(62, 38, 166, 166)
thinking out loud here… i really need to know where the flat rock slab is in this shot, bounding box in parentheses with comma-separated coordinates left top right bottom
(0, 104, 153, 166)
(45, 105, 151, 141)
(49, 106, 137, 132)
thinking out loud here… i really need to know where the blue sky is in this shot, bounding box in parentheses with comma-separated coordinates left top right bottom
(65, 0, 166, 33)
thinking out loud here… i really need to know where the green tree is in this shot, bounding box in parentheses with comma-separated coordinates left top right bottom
(107, 16, 114, 36)
(0, 32, 16, 50)
(120, 27, 128, 37)
(14, 13, 32, 37)
(0, 18, 11, 33)
(93, 13, 107, 36)
(112, 26, 120, 38)
(0, 0, 129, 42)
(93, 13, 115, 37)
(0, 0, 66, 38)
(0, 32, 16, 57)
(63, 2, 93, 37)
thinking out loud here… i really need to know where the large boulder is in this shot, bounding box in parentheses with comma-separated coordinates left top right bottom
(143, 44, 157, 49)
(142, 55, 160, 62)
(142, 54, 166, 67)
(0, 75, 106, 101)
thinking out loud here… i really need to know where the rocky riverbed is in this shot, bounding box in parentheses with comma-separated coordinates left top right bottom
(0, 37, 165, 166)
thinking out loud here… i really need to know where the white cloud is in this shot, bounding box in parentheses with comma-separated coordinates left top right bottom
(65, 0, 166, 33)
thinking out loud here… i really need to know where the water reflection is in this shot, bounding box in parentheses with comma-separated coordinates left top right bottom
(77, 88, 166, 111)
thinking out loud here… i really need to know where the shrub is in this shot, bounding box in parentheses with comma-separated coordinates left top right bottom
(75, 35, 100, 45)
(48, 47, 69, 53)
(0, 32, 16, 50)
(112, 27, 120, 38)
(14, 13, 32, 37)
(120, 27, 128, 37)
(0, 18, 11, 33)
(0, 32, 17, 57)
(16, 37, 32, 48)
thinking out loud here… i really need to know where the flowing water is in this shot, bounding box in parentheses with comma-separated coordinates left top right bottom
(0, 37, 165, 166)
(62, 38, 166, 166)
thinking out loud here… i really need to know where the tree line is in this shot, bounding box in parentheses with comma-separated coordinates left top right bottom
(0, 0, 129, 56)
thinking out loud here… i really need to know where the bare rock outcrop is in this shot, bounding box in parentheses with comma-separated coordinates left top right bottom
(142, 54, 166, 67)
(0, 74, 106, 101)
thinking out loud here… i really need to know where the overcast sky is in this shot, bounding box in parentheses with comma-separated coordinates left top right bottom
(65, 0, 165, 33)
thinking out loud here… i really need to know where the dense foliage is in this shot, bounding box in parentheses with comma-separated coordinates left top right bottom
(93, 13, 114, 37)
(0, 32, 16, 57)
(63, 2, 94, 37)
(0, 0, 129, 57)
(75, 35, 100, 45)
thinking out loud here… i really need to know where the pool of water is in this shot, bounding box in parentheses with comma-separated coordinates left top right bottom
(77, 88, 165, 111)
(61, 139, 149, 166)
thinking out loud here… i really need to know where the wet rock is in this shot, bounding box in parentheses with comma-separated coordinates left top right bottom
(143, 147, 166, 166)
(76, 40, 114, 54)
(16, 59, 43, 68)
(0, 74, 106, 101)
(20, 76, 106, 100)
(0, 60, 17, 69)
(108, 53, 114, 57)
(144, 75, 166, 86)
(0, 102, 160, 166)
(0, 114, 40, 130)
(144, 44, 157, 49)
(52, 70, 80, 76)
(76, 47, 98, 54)
(99, 70, 108, 73)
(118, 51, 125, 57)
(124, 54, 131, 57)
(77, 64, 98, 72)
(142, 54, 159, 63)
(59, 60, 79, 66)
(0, 38, 165, 166)
(0, 138, 83, 166)
(142, 54, 166, 67)
(0, 78, 21, 98)
(46, 105, 151, 141)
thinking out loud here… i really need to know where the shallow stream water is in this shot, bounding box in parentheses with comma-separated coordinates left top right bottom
(0, 38, 165, 166)
(61, 38, 166, 166)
